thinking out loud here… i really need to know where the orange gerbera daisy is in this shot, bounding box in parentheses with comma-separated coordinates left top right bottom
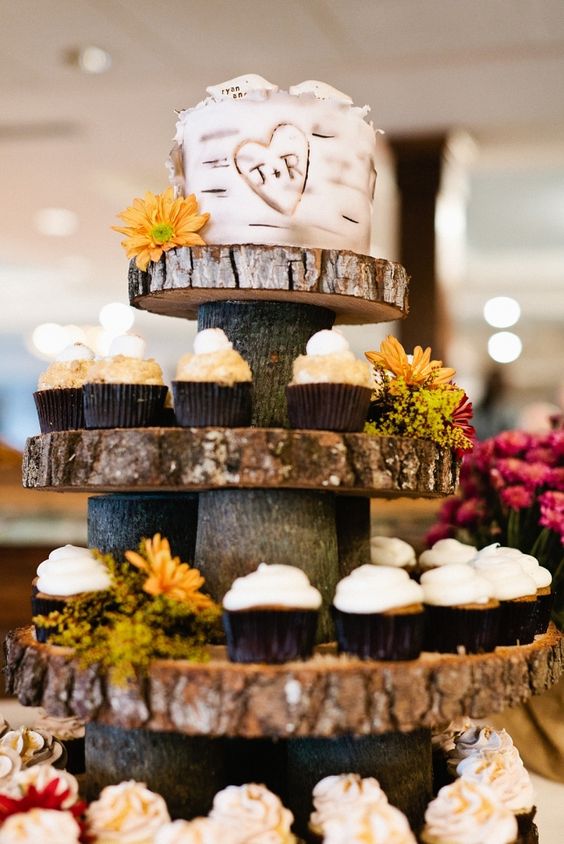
(365, 335, 455, 387)
(125, 533, 214, 609)
(112, 187, 210, 271)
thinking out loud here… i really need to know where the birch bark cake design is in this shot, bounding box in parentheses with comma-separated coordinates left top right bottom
(170, 74, 378, 253)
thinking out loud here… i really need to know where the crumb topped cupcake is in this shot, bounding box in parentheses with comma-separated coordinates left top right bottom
(286, 329, 373, 431)
(332, 565, 424, 660)
(83, 334, 166, 428)
(421, 778, 518, 844)
(34, 342, 95, 433)
(370, 536, 417, 576)
(309, 774, 388, 840)
(222, 564, 321, 663)
(421, 565, 500, 654)
(173, 328, 252, 426)
(209, 783, 296, 843)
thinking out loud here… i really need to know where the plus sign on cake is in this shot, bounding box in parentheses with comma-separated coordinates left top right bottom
(168, 74, 379, 254)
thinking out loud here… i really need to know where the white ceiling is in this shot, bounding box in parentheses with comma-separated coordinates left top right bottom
(0, 0, 563, 396)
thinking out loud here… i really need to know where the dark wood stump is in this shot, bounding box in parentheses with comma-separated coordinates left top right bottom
(198, 301, 334, 427)
(335, 497, 371, 578)
(195, 489, 338, 641)
(128, 245, 409, 325)
(287, 730, 431, 837)
(88, 493, 198, 561)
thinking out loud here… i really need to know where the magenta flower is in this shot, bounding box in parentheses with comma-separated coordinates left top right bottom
(546, 431, 564, 459)
(526, 446, 557, 466)
(540, 490, 564, 512)
(425, 522, 455, 546)
(496, 458, 551, 488)
(500, 484, 534, 511)
(474, 439, 496, 472)
(493, 430, 531, 457)
(455, 497, 485, 527)
(547, 467, 564, 492)
(438, 496, 462, 522)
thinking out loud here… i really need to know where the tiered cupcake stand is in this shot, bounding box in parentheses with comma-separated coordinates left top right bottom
(6, 245, 564, 839)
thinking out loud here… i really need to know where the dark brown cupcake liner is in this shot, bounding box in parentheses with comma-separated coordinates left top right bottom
(33, 388, 85, 433)
(423, 604, 501, 654)
(31, 592, 67, 644)
(286, 383, 372, 432)
(516, 808, 538, 844)
(172, 381, 252, 427)
(61, 737, 86, 775)
(498, 598, 537, 646)
(534, 590, 554, 635)
(332, 606, 424, 660)
(83, 383, 167, 428)
(223, 609, 318, 664)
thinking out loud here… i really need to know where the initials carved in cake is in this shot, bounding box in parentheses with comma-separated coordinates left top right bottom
(234, 124, 309, 216)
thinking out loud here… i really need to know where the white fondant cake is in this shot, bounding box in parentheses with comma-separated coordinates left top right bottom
(169, 75, 378, 254)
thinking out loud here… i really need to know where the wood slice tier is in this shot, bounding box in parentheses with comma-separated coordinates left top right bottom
(23, 428, 459, 497)
(128, 245, 409, 324)
(6, 625, 563, 739)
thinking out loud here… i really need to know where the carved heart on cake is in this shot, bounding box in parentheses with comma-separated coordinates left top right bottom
(234, 124, 309, 216)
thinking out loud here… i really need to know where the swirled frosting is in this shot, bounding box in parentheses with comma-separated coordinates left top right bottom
(86, 780, 171, 843)
(473, 545, 552, 590)
(446, 726, 515, 776)
(155, 818, 240, 844)
(370, 537, 416, 568)
(457, 751, 535, 815)
(175, 329, 252, 386)
(419, 539, 477, 570)
(333, 566, 423, 613)
(322, 802, 416, 844)
(12, 765, 80, 809)
(475, 562, 537, 601)
(223, 564, 321, 611)
(209, 783, 296, 843)
(431, 718, 477, 753)
(422, 778, 518, 844)
(310, 773, 388, 835)
(0, 728, 65, 769)
(290, 330, 372, 387)
(36, 546, 111, 597)
(421, 565, 493, 607)
(0, 809, 82, 844)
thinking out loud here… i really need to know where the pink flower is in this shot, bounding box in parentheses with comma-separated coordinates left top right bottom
(474, 439, 496, 472)
(545, 431, 564, 459)
(425, 522, 455, 546)
(455, 498, 486, 527)
(493, 430, 531, 457)
(540, 491, 564, 512)
(489, 467, 505, 491)
(526, 446, 557, 466)
(547, 467, 564, 492)
(438, 496, 462, 522)
(500, 485, 534, 511)
(539, 490, 564, 539)
(496, 458, 551, 489)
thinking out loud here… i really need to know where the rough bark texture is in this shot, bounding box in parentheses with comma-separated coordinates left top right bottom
(88, 493, 199, 562)
(195, 489, 338, 641)
(198, 301, 334, 427)
(23, 429, 459, 497)
(128, 246, 409, 325)
(6, 625, 563, 739)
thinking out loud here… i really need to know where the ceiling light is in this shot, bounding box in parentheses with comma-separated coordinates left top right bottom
(99, 302, 135, 334)
(34, 207, 79, 237)
(78, 46, 112, 74)
(483, 297, 521, 328)
(487, 332, 522, 364)
(32, 323, 68, 357)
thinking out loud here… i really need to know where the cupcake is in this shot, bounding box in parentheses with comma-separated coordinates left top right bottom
(0, 809, 82, 844)
(34, 342, 95, 433)
(473, 561, 538, 646)
(474, 545, 553, 636)
(370, 536, 417, 577)
(421, 565, 500, 654)
(8, 764, 80, 808)
(456, 750, 536, 839)
(209, 783, 296, 843)
(309, 774, 388, 841)
(172, 328, 252, 427)
(155, 818, 240, 844)
(321, 802, 416, 844)
(0, 726, 66, 770)
(431, 717, 477, 792)
(85, 780, 171, 844)
(83, 334, 167, 428)
(421, 778, 518, 844)
(222, 564, 321, 663)
(332, 565, 424, 660)
(418, 539, 477, 576)
(445, 724, 515, 779)
(32, 711, 85, 775)
(32, 544, 112, 643)
(286, 329, 373, 432)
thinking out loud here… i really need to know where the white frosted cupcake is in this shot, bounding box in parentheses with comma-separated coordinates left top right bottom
(322, 801, 416, 844)
(173, 328, 253, 427)
(34, 342, 95, 433)
(85, 780, 170, 843)
(431, 717, 477, 791)
(473, 559, 538, 646)
(421, 778, 518, 843)
(421, 565, 500, 654)
(8, 765, 80, 808)
(209, 783, 296, 843)
(84, 334, 166, 428)
(370, 537, 417, 576)
(332, 566, 424, 660)
(445, 725, 515, 778)
(0, 809, 82, 844)
(418, 539, 477, 575)
(155, 818, 240, 844)
(223, 564, 321, 663)
(309, 773, 388, 840)
(286, 329, 373, 432)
